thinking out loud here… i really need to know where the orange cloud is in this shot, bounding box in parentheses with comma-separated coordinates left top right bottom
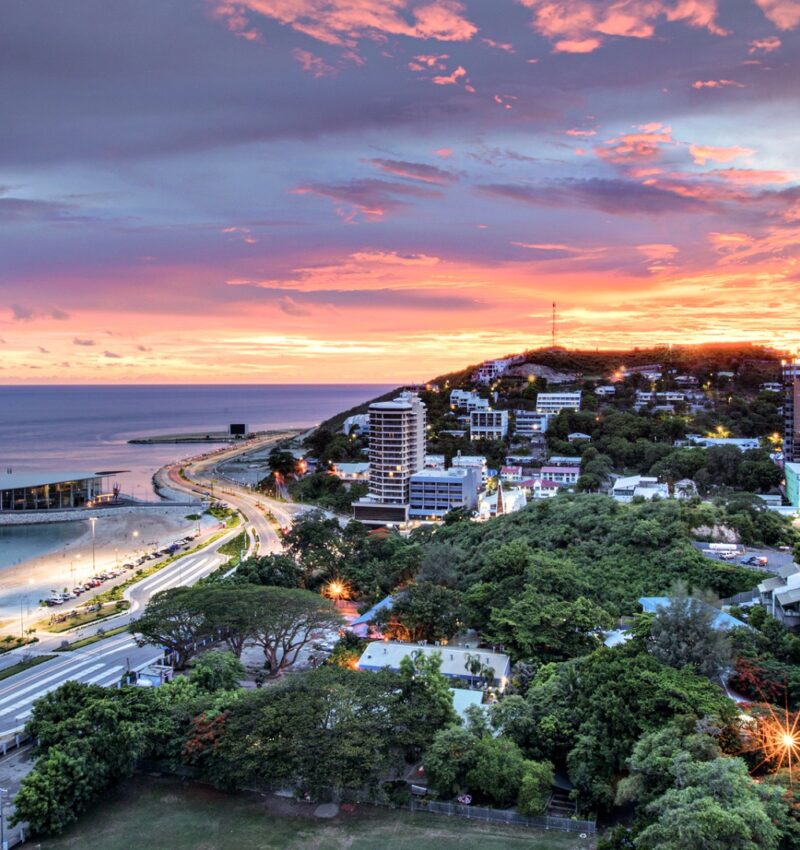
(517, 0, 725, 53)
(708, 167, 793, 184)
(595, 123, 674, 165)
(692, 78, 745, 88)
(690, 144, 754, 165)
(432, 64, 466, 84)
(753, 0, 800, 29)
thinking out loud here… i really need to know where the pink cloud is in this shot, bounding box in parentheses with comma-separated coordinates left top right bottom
(367, 158, 458, 184)
(692, 78, 745, 88)
(291, 48, 337, 77)
(690, 144, 754, 165)
(707, 167, 793, 184)
(212, 0, 478, 49)
(565, 128, 597, 137)
(748, 35, 782, 51)
(481, 37, 515, 52)
(434, 147, 454, 157)
(595, 123, 674, 165)
(517, 0, 725, 54)
(432, 64, 466, 84)
(752, 0, 800, 29)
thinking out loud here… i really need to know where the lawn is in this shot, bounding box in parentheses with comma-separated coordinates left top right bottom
(36, 777, 591, 850)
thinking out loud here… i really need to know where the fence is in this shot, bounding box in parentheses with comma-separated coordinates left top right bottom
(406, 797, 596, 835)
(724, 589, 760, 606)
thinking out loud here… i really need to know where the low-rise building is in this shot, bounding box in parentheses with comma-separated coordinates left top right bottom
(595, 385, 617, 397)
(331, 462, 370, 482)
(450, 389, 489, 411)
(470, 409, 509, 441)
(342, 414, 369, 435)
(761, 382, 783, 394)
(547, 455, 582, 467)
(500, 465, 523, 482)
(541, 465, 580, 486)
(686, 435, 761, 451)
(357, 641, 511, 689)
(535, 391, 582, 415)
(759, 567, 800, 627)
(567, 432, 592, 442)
(520, 478, 561, 500)
(514, 409, 551, 438)
(473, 358, 513, 384)
(611, 475, 669, 502)
(424, 454, 446, 470)
(408, 467, 480, 520)
(785, 462, 800, 510)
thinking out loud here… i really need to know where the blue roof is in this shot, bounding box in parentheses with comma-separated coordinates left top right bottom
(639, 596, 749, 630)
(351, 595, 394, 626)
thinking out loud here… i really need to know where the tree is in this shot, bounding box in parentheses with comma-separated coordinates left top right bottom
(248, 586, 343, 677)
(130, 586, 208, 669)
(649, 590, 733, 678)
(516, 760, 555, 817)
(234, 553, 303, 588)
(466, 736, 527, 806)
(267, 447, 298, 478)
(190, 651, 245, 692)
(376, 582, 462, 642)
(637, 757, 781, 850)
(423, 726, 479, 797)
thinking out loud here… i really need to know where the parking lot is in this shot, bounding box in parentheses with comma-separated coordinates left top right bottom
(692, 541, 796, 574)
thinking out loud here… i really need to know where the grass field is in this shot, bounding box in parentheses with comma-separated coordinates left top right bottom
(36, 777, 592, 850)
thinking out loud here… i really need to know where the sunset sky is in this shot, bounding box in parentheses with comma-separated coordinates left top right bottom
(2, 0, 799, 383)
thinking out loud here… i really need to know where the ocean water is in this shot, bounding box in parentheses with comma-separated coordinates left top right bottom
(0, 384, 390, 497)
(0, 385, 390, 570)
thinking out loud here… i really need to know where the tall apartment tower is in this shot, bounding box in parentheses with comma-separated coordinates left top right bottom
(784, 359, 800, 463)
(352, 392, 426, 524)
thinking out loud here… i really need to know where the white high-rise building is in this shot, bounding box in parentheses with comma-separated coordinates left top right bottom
(784, 359, 800, 464)
(535, 391, 582, 415)
(353, 392, 426, 524)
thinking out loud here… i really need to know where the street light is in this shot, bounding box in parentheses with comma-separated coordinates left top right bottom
(89, 516, 98, 576)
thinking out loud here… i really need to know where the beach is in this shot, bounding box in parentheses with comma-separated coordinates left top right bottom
(0, 506, 209, 631)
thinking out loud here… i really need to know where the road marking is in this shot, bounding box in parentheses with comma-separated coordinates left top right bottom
(0, 663, 106, 717)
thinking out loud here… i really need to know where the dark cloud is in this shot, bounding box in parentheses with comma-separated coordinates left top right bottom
(478, 178, 707, 215)
(367, 159, 459, 185)
(293, 178, 443, 218)
(10, 304, 34, 321)
(73, 337, 95, 346)
(277, 296, 311, 317)
(103, 350, 122, 358)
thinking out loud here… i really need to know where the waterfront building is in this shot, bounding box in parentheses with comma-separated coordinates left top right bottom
(0, 470, 123, 512)
(352, 392, 426, 525)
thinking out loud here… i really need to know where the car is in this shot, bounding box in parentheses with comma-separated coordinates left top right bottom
(718, 551, 736, 560)
(72, 587, 84, 595)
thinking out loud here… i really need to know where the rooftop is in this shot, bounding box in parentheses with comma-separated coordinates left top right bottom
(639, 596, 748, 630)
(357, 640, 511, 680)
(0, 470, 124, 490)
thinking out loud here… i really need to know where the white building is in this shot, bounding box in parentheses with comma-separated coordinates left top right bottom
(547, 455, 582, 467)
(514, 409, 551, 437)
(424, 454, 446, 470)
(611, 475, 669, 503)
(520, 478, 561, 500)
(332, 462, 370, 482)
(342, 414, 369, 435)
(470, 409, 509, 441)
(540, 465, 580, 485)
(567, 432, 592, 442)
(595, 385, 617, 397)
(473, 358, 512, 384)
(452, 453, 488, 485)
(352, 392, 426, 525)
(686, 435, 761, 452)
(408, 467, 480, 520)
(500, 465, 523, 482)
(761, 382, 782, 394)
(358, 641, 511, 689)
(478, 486, 528, 519)
(450, 389, 489, 411)
(535, 391, 582, 415)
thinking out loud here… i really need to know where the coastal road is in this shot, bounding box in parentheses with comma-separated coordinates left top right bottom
(0, 528, 241, 739)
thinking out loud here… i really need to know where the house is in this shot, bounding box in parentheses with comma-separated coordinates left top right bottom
(450, 389, 489, 412)
(639, 597, 748, 630)
(424, 454, 446, 470)
(759, 567, 800, 627)
(332, 462, 370, 482)
(541, 466, 580, 486)
(686, 435, 761, 451)
(520, 478, 561, 500)
(342, 414, 369, 435)
(595, 385, 617, 397)
(452, 453, 488, 484)
(567, 432, 592, 442)
(349, 595, 395, 638)
(357, 641, 511, 689)
(500, 465, 523, 482)
(473, 358, 513, 384)
(547, 455, 582, 467)
(611, 475, 669, 502)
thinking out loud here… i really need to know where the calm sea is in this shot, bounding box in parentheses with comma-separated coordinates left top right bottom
(0, 384, 390, 498)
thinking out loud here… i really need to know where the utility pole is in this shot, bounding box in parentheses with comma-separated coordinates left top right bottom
(90, 516, 98, 576)
(0, 786, 7, 850)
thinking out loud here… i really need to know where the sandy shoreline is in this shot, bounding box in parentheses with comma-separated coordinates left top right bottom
(0, 506, 210, 631)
